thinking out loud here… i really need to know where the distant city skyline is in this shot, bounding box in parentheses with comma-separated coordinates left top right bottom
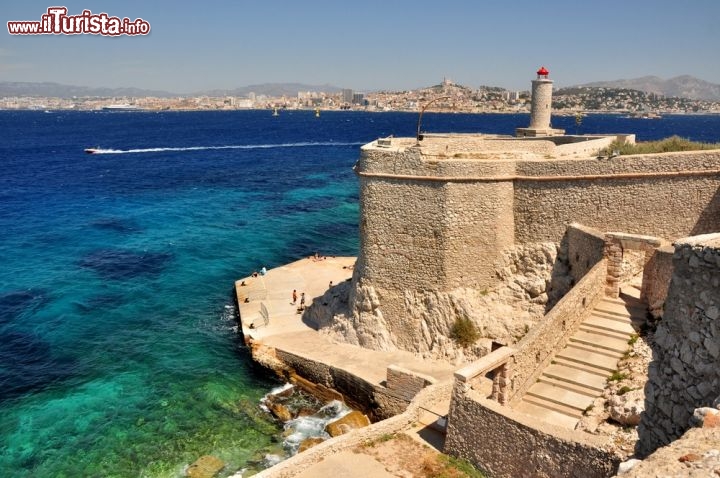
(2, 0, 720, 93)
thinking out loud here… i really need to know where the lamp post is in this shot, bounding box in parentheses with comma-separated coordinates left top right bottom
(416, 96, 451, 145)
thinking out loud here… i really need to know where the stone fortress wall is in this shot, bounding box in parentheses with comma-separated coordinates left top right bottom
(350, 137, 720, 356)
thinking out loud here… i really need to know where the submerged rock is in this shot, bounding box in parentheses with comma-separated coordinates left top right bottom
(267, 401, 293, 422)
(298, 437, 326, 453)
(186, 455, 225, 478)
(325, 410, 370, 437)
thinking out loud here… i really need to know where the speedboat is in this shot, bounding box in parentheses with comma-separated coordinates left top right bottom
(84, 147, 101, 154)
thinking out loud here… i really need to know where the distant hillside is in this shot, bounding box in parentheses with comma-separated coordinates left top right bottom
(0, 82, 176, 98)
(196, 83, 343, 97)
(579, 75, 720, 101)
(0, 81, 345, 99)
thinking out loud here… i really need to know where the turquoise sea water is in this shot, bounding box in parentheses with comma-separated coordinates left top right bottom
(1, 110, 719, 477)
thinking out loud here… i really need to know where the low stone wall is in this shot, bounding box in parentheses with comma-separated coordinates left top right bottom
(640, 245, 674, 318)
(273, 348, 408, 421)
(637, 234, 720, 456)
(251, 381, 454, 478)
(445, 382, 622, 477)
(509, 259, 608, 402)
(566, 222, 606, 283)
(386, 365, 436, 401)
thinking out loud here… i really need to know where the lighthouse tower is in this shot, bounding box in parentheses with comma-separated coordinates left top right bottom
(516, 66, 565, 137)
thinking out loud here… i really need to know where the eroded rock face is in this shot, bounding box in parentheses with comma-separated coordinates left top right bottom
(609, 390, 645, 426)
(308, 279, 397, 351)
(324, 410, 371, 437)
(312, 242, 572, 361)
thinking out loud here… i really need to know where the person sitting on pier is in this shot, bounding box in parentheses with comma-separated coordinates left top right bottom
(260, 266, 267, 275)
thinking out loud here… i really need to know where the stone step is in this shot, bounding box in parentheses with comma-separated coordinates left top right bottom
(515, 400, 580, 429)
(591, 309, 634, 326)
(579, 323, 633, 342)
(418, 411, 448, 434)
(620, 286, 642, 300)
(598, 299, 646, 317)
(569, 330, 630, 355)
(556, 345, 621, 373)
(543, 363, 608, 393)
(595, 302, 633, 318)
(585, 314, 636, 334)
(564, 341, 625, 360)
(537, 375, 598, 398)
(525, 381, 592, 414)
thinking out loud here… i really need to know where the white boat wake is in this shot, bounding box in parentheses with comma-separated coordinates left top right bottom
(87, 141, 364, 154)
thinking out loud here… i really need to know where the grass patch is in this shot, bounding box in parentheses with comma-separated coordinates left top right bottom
(608, 371, 628, 382)
(618, 386, 634, 396)
(604, 135, 720, 156)
(361, 433, 396, 448)
(422, 454, 487, 478)
(628, 333, 639, 346)
(451, 317, 480, 348)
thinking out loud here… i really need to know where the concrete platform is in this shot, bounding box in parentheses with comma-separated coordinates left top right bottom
(236, 256, 357, 339)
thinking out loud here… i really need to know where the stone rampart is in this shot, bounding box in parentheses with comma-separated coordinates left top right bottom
(637, 234, 720, 456)
(351, 140, 720, 355)
(514, 151, 720, 242)
(445, 380, 623, 477)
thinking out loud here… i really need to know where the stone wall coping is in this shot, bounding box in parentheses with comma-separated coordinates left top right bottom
(675, 232, 720, 248)
(354, 166, 720, 183)
(606, 231, 667, 247)
(387, 364, 437, 385)
(454, 346, 517, 383)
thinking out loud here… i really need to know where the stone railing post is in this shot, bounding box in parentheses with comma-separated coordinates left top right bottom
(496, 361, 512, 405)
(604, 236, 623, 298)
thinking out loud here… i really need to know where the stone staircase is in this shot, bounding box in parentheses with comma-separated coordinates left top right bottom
(515, 287, 646, 429)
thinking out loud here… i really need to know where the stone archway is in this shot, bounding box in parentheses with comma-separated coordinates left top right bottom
(603, 232, 668, 299)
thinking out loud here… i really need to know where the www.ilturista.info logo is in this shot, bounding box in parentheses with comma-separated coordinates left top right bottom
(7, 7, 150, 36)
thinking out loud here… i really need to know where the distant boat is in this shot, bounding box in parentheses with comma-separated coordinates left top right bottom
(101, 104, 139, 112)
(272, 107, 279, 116)
(626, 111, 662, 119)
(315, 108, 320, 118)
(84, 147, 101, 154)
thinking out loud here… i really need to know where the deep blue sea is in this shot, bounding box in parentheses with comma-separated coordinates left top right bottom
(1, 110, 719, 477)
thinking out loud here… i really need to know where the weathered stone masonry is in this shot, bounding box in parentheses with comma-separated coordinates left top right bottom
(352, 136, 720, 354)
(638, 234, 720, 456)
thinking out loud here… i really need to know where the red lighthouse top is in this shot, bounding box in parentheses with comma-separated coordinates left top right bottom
(537, 66, 549, 77)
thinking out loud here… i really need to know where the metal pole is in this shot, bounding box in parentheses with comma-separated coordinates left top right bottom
(416, 96, 451, 144)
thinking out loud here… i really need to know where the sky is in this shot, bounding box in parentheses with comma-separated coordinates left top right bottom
(2, 0, 720, 93)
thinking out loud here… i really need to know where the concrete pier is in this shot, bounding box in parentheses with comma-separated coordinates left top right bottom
(235, 257, 455, 392)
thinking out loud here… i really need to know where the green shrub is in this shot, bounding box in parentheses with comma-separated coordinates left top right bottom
(603, 135, 720, 156)
(608, 371, 628, 382)
(618, 386, 633, 396)
(451, 317, 479, 348)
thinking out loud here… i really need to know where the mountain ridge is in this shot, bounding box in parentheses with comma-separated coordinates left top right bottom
(578, 75, 720, 101)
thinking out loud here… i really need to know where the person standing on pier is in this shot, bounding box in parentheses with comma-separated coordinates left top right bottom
(292, 289, 297, 305)
(300, 292, 306, 310)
